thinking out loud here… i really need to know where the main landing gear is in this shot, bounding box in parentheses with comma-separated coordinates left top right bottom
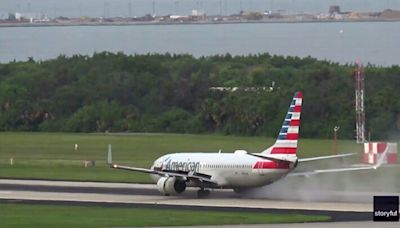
(197, 188, 210, 198)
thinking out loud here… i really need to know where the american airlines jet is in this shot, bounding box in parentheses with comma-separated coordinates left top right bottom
(107, 92, 385, 197)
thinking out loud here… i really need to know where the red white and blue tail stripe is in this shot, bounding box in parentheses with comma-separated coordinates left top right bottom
(262, 92, 302, 156)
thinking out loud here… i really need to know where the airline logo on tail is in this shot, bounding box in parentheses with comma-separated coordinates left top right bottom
(262, 92, 302, 156)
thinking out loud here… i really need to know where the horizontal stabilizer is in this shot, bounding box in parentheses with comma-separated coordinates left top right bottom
(289, 146, 389, 177)
(298, 153, 356, 163)
(288, 166, 377, 177)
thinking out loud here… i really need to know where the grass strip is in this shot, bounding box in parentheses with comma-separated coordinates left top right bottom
(0, 203, 330, 227)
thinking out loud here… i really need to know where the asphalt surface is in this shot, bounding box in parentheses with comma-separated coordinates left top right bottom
(0, 178, 380, 223)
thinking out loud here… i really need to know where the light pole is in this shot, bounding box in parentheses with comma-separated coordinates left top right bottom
(333, 126, 340, 155)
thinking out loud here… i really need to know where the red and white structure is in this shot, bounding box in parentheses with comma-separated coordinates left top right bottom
(363, 142, 397, 165)
(354, 62, 366, 144)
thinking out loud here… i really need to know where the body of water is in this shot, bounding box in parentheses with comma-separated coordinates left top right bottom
(0, 22, 399, 66)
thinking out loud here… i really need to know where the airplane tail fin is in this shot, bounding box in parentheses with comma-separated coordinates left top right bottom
(261, 92, 302, 156)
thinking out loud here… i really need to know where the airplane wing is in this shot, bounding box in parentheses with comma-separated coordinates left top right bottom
(110, 163, 218, 184)
(109, 163, 158, 174)
(107, 145, 217, 185)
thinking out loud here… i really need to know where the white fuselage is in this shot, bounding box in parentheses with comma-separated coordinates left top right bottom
(150, 151, 295, 189)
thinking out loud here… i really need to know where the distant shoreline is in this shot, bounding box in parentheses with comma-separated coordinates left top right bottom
(1, 18, 400, 28)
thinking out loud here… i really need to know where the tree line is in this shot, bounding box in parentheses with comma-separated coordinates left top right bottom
(0, 52, 399, 139)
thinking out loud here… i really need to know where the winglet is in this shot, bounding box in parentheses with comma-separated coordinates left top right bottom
(107, 144, 112, 165)
(374, 145, 390, 169)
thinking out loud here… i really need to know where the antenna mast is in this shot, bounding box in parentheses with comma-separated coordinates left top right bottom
(354, 61, 366, 144)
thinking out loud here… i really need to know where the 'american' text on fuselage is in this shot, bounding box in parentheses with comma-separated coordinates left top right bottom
(163, 158, 200, 172)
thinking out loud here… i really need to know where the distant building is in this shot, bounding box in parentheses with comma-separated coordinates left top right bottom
(328, 5, 350, 20)
(191, 10, 206, 20)
(329, 6, 341, 14)
(243, 11, 263, 20)
(333, 13, 344, 20)
(348, 12, 361, 20)
(169, 15, 190, 21)
(379, 9, 400, 19)
(316, 13, 330, 20)
(191, 10, 205, 17)
(9, 12, 49, 22)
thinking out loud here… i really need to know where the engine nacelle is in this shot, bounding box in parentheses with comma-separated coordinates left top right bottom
(156, 177, 186, 196)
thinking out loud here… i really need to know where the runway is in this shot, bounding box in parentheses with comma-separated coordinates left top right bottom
(0, 179, 375, 213)
(0, 179, 372, 210)
(0, 178, 383, 224)
(0, 178, 391, 211)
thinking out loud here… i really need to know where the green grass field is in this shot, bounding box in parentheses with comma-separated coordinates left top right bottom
(0, 203, 330, 227)
(0, 132, 359, 182)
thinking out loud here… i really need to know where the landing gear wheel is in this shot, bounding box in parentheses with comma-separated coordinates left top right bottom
(197, 189, 210, 198)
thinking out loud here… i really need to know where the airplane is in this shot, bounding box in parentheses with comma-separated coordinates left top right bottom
(107, 92, 386, 197)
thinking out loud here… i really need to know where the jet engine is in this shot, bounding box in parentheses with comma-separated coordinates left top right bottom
(156, 177, 186, 195)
